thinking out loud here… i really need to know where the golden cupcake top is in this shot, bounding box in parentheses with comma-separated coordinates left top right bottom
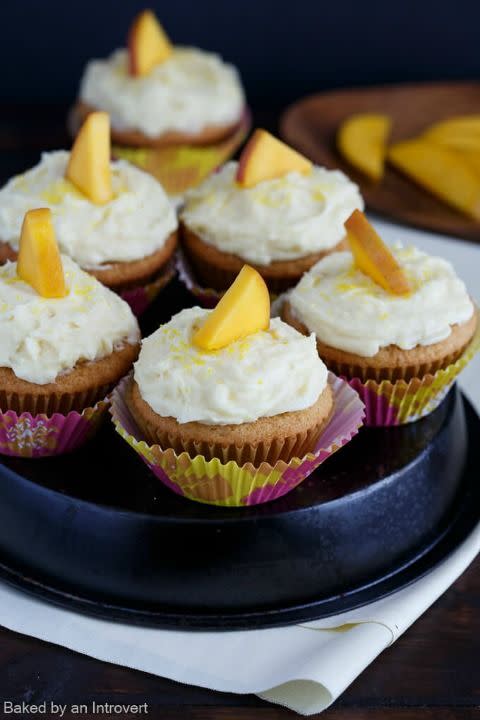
(287, 212, 475, 357)
(134, 266, 328, 425)
(79, 10, 245, 139)
(181, 130, 364, 265)
(0, 113, 177, 269)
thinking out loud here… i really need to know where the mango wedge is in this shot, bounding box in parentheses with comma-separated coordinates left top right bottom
(423, 115, 480, 151)
(193, 265, 270, 351)
(337, 113, 391, 181)
(388, 139, 480, 221)
(128, 10, 172, 76)
(17, 209, 67, 299)
(236, 129, 312, 188)
(66, 111, 113, 205)
(345, 210, 411, 296)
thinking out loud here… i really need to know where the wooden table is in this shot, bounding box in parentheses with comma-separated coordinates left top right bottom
(0, 104, 478, 719)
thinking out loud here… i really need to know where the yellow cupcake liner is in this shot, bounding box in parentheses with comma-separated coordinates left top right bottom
(110, 373, 365, 507)
(112, 110, 251, 198)
(348, 321, 480, 426)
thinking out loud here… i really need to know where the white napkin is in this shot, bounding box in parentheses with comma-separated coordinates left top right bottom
(0, 220, 479, 716)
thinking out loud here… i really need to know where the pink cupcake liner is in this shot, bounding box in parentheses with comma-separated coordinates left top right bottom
(119, 262, 176, 316)
(0, 399, 109, 458)
(110, 373, 365, 507)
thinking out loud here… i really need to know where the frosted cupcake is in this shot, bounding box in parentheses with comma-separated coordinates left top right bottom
(74, 10, 245, 148)
(112, 265, 365, 505)
(180, 130, 363, 293)
(282, 211, 478, 424)
(0, 114, 177, 297)
(0, 209, 140, 457)
(128, 266, 332, 464)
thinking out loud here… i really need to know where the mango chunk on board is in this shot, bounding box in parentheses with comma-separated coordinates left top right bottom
(337, 113, 391, 181)
(388, 138, 480, 221)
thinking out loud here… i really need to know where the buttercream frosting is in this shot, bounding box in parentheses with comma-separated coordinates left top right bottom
(0, 255, 140, 384)
(80, 48, 245, 137)
(0, 151, 178, 268)
(288, 245, 475, 357)
(180, 162, 364, 265)
(134, 307, 328, 425)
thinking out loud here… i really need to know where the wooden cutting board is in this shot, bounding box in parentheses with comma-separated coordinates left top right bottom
(280, 82, 480, 242)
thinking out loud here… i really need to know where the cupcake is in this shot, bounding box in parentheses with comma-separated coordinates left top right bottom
(112, 265, 365, 505)
(128, 309, 332, 465)
(128, 265, 333, 464)
(0, 209, 140, 417)
(282, 210, 478, 425)
(0, 209, 140, 458)
(180, 129, 364, 294)
(0, 113, 178, 298)
(74, 10, 245, 148)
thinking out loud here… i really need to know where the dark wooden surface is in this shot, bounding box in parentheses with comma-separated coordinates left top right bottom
(0, 104, 478, 719)
(0, 559, 478, 718)
(280, 82, 480, 242)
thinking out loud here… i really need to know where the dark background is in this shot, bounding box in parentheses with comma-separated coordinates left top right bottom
(2, 0, 480, 109)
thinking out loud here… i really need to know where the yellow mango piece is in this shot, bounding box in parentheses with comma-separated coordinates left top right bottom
(388, 138, 480, 220)
(345, 210, 411, 295)
(423, 115, 480, 151)
(66, 111, 113, 205)
(461, 150, 480, 177)
(17, 208, 67, 299)
(128, 10, 172, 76)
(236, 129, 312, 188)
(193, 265, 270, 351)
(337, 113, 391, 181)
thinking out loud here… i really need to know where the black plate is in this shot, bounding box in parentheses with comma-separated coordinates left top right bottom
(0, 370, 477, 630)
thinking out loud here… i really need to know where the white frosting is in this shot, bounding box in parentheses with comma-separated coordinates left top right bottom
(180, 162, 364, 265)
(0, 151, 177, 269)
(0, 255, 140, 384)
(288, 246, 475, 357)
(80, 48, 245, 137)
(134, 307, 328, 425)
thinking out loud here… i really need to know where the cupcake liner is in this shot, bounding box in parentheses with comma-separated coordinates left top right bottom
(111, 109, 251, 198)
(175, 249, 223, 307)
(119, 261, 176, 316)
(0, 398, 109, 458)
(345, 322, 480, 426)
(110, 373, 365, 507)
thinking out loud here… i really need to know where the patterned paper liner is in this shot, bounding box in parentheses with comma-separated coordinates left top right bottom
(119, 261, 176, 316)
(110, 373, 365, 507)
(112, 109, 251, 198)
(0, 398, 109, 458)
(346, 322, 480, 426)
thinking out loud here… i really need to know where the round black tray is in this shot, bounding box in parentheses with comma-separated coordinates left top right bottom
(0, 381, 477, 630)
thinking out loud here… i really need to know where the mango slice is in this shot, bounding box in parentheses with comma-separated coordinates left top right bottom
(423, 115, 480, 151)
(236, 129, 312, 188)
(128, 10, 172, 76)
(345, 210, 411, 295)
(193, 265, 270, 351)
(17, 208, 67, 299)
(337, 113, 391, 181)
(388, 138, 480, 220)
(66, 111, 113, 205)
